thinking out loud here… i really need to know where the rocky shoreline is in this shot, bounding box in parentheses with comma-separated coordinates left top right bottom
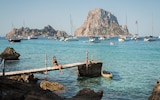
(0, 47, 104, 100)
(0, 74, 103, 100)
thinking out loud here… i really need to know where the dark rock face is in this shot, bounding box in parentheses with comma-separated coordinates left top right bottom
(74, 8, 131, 37)
(0, 78, 63, 100)
(0, 47, 20, 60)
(78, 61, 102, 77)
(0, 76, 104, 100)
(72, 88, 103, 100)
(149, 80, 160, 100)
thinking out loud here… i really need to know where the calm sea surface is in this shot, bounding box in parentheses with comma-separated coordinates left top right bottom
(1, 37, 160, 100)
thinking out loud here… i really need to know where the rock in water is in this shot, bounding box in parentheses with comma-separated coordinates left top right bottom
(74, 8, 131, 37)
(40, 81, 64, 91)
(72, 88, 103, 100)
(0, 47, 20, 60)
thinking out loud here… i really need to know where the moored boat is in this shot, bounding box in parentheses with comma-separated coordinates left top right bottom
(101, 70, 113, 78)
(64, 36, 79, 41)
(118, 37, 125, 42)
(8, 39, 21, 42)
(28, 36, 38, 40)
(89, 36, 100, 43)
(8, 37, 21, 42)
(144, 36, 156, 42)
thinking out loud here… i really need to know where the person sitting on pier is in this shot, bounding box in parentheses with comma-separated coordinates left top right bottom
(52, 56, 63, 74)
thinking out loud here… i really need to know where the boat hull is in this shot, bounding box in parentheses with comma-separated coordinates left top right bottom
(101, 70, 113, 78)
(8, 39, 21, 42)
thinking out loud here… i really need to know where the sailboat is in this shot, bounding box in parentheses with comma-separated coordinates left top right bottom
(64, 15, 78, 41)
(88, 36, 101, 43)
(8, 38, 21, 42)
(144, 14, 156, 41)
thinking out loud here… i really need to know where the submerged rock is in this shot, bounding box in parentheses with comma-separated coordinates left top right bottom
(0, 47, 20, 60)
(40, 80, 64, 91)
(71, 88, 103, 100)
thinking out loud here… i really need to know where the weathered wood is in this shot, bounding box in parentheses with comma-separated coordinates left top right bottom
(0, 61, 86, 76)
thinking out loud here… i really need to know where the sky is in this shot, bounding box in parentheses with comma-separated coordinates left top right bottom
(0, 0, 160, 37)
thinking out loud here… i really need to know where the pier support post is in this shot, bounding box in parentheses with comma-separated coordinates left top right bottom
(78, 61, 102, 77)
(1, 59, 5, 77)
(86, 50, 88, 73)
(45, 54, 48, 75)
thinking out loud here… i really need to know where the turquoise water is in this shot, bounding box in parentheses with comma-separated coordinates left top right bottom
(1, 37, 160, 100)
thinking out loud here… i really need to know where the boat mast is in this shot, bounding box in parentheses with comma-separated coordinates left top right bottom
(152, 13, 154, 36)
(126, 14, 127, 27)
(136, 20, 138, 35)
(70, 14, 73, 36)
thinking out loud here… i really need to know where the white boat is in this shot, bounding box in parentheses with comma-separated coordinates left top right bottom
(64, 36, 78, 41)
(28, 35, 38, 40)
(144, 15, 156, 42)
(110, 42, 115, 45)
(118, 37, 125, 42)
(144, 37, 149, 42)
(59, 37, 65, 41)
(101, 70, 113, 78)
(98, 36, 106, 40)
(65, 15, 78, 41)
(118, 36, 131, 42)
(89, 36, 100, 43)
(144, 36, 156, 42)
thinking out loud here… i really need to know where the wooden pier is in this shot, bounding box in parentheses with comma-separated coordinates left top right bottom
(0, 61, 87, 76)
(0, 51, 102, 77)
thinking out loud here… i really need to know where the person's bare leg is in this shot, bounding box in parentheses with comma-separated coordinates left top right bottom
(58, 65, 63, 74)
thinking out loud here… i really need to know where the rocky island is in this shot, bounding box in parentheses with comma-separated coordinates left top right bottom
(6, 8, 132, 39)
(6, 25, 68, 39)
(74, 8, 131, 37)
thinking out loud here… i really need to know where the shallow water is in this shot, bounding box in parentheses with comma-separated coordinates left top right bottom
(1, 37, 160, 100)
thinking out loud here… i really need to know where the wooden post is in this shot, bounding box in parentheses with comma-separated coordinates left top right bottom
(2, 59, 5, 77)
(86, 50, 88, 73)
(45, 54, 48, 74)
(91, 55, 94, 61)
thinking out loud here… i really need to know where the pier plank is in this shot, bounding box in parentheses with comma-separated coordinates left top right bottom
(0, 61, 86, 76)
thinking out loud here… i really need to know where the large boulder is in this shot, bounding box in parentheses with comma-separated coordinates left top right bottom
(40, 80, 64, 91)
(0, 47, 20, 60)
(71, 88, 103, 100)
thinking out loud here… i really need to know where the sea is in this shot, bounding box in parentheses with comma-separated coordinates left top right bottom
(1, 37, 160, 100)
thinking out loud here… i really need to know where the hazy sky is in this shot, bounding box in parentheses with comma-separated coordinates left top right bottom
(0, 0, 160, 36)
